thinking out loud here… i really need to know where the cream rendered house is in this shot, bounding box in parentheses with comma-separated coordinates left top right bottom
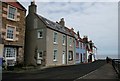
(25, 1, 75, 67)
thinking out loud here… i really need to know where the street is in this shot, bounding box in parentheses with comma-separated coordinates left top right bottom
(3, 60, 106, 80)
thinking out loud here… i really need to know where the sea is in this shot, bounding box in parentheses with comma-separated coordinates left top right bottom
(96, 54, 119, 59)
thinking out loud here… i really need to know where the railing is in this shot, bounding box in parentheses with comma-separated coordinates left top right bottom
(111, 59, 120, 79)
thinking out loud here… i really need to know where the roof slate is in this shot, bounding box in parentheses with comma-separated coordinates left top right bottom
(35, 13, 74, 37)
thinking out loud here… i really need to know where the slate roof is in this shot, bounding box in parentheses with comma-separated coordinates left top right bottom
(3, 1, 26, 11)
(35, 13, 75, 37)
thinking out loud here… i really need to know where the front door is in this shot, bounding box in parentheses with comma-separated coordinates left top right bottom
(62, 52, 65, 64)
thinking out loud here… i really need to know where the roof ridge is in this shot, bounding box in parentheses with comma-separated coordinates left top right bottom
(34, 13, 75, 37)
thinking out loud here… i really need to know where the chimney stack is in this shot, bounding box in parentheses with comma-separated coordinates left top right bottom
(77, 31, 80, 38)
(83, 35, 88, 43)
(59, 18, 65, 26)
(89, 40, 93, 51)
(29, 0, 37, 14)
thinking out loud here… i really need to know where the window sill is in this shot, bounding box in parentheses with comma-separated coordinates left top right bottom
(38, 37, 43, 39)
(5, 38, 15, 41)
(7, 17, 16, 21)
(69, 45, 72, 47)
(68, 58, 73, 61)
(53, 59, 57, 62)
(62, 44, 65, 46)
(53, 42, 58, 45)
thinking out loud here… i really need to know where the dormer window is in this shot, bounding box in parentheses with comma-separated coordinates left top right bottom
(7, 5, 17, 20)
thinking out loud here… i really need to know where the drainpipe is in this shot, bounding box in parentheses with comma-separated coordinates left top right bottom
(66, 35, 67, 65)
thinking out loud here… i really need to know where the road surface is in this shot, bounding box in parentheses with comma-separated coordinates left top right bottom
(3, 60, 106, 80)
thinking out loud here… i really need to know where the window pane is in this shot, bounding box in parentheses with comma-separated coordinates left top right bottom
(8, 6, 16, 19)
(63, 35, 65, 44)
(39, 52, 42, 57)
(7, 26, 15, 40)
(5, 47, 16, 57)
(53, 50, 57, 60)
(68, 51, 73, 61)
(54, 32, 57, 43)
(38, 30, 43, 38)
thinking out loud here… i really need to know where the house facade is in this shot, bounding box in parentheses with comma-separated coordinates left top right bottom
(0, 1, 3, 66)
(87, 40, 96, 62)
(25, 1, 75, 67)
(75, 32, 87, 64)
(66, 28, 75, 65)
(1, 0, 26, 66)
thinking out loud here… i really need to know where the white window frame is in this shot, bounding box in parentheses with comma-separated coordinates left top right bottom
(53, 32, 58, 44)
(68, 51, 73, 61)
(37, 51, 43, 59)
(7, 5, 17, 21)
(53, 49, 57, 61)
(62, 35, 66, 45)
(4, 47, 16, 66)
(6, 25, 16, 41)
(5, 47, 16, 58)
(37, 29, 43, 38)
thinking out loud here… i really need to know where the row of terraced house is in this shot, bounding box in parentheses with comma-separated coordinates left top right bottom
(0, 0, 97, 68)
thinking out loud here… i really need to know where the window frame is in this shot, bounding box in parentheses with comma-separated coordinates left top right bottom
(53, 49, 57, 61)
(6, 25, 16, 41)
(4, 47, 17, 65)
(37, 29, 43, 39)
(53, 32, 58, 44)
(68, 51, 73, 61)
(37, 51, 43, 59)
(62, 35, 66, 45)
(7, 5, 17, 21)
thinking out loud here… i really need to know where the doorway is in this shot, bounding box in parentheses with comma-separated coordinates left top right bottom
(62, 51, 65, 64)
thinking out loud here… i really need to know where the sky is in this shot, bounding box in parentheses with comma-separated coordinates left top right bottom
(18, 0, 118, 59)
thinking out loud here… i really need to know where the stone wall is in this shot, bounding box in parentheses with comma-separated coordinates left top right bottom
(2, 2, 26, 65)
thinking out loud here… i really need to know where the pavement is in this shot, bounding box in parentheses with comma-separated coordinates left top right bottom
(74, 63, 118, 80)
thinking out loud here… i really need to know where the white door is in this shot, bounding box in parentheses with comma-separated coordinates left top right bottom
(62, 52, 65, 64)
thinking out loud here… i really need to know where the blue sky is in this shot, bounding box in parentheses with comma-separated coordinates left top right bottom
(18, 0, 118, 59)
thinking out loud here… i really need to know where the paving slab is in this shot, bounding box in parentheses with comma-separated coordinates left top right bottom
(77, 63, 118, 79)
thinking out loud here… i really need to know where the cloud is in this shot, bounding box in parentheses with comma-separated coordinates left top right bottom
(19, 1, 118, 58)
(18, 0, 119, 2)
